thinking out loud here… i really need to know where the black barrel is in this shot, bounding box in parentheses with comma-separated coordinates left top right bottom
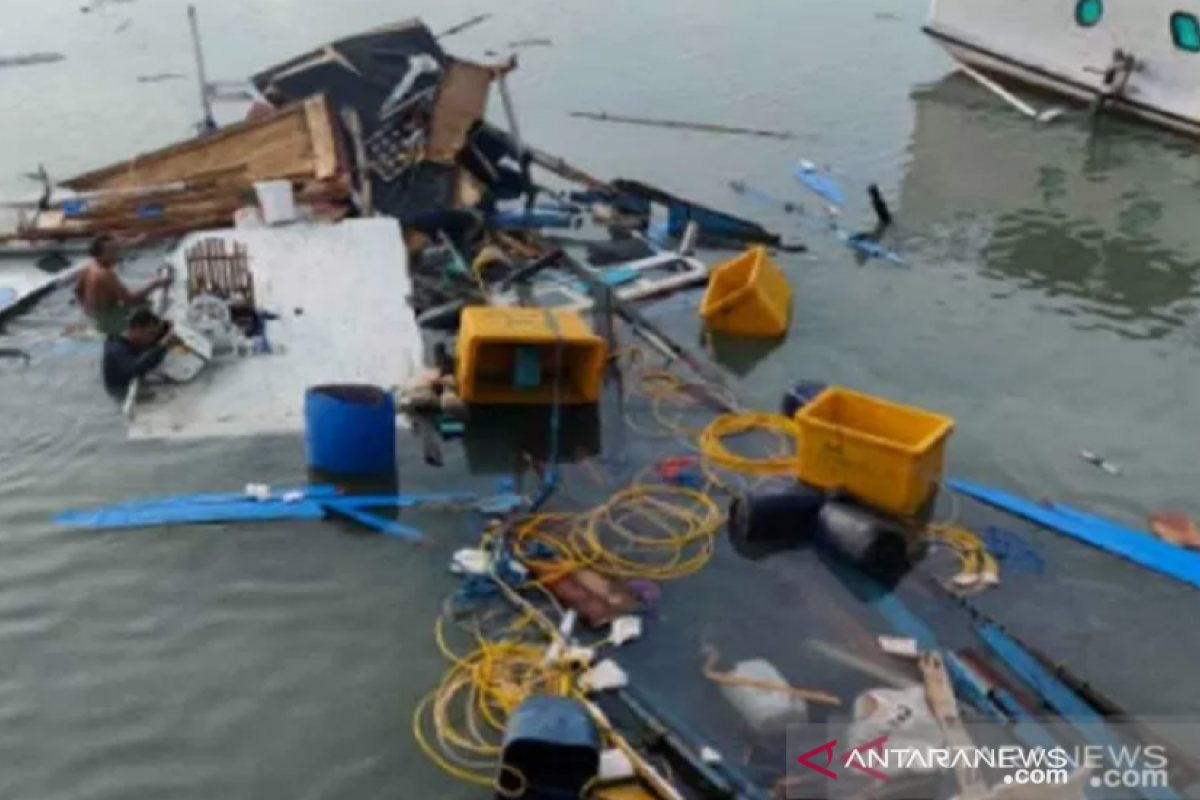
(727, 483, 828, 547)
(816, 500, 912, 581)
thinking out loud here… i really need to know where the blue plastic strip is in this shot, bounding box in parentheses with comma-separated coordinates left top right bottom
(324, 504, 424, 541)
(947, 478, 1200, 591)
(491, 210, 574, 229)
(838, 230, 905, 265)
(976, 623, 1181, 800)
(791, 162, 845, 207)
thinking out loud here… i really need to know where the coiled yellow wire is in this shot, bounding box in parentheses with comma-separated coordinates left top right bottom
(415, 347, 1001, 791)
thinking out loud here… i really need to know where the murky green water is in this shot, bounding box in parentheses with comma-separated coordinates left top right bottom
(1, 0, 1199, 796)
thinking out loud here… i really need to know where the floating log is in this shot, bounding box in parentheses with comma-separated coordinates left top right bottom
(570, 111, 798, 141)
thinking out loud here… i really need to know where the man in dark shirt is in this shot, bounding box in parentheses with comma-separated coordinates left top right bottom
(102, 308, 176, 397)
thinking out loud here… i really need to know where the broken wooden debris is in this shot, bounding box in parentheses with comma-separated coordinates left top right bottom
(0, 53, 64, 70)
(571, 111, 798, 141)
(437, 13, 493, 39)
(65, 95, 342, 191)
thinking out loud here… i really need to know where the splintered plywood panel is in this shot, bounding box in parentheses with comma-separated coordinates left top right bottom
(426, 60, 493, 162)
(129, 219, 423, 442)
(63, 96, 342, 192)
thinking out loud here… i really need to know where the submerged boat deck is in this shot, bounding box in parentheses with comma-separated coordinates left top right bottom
(424, 297, 1200, 795)
(130, 219, 424, 441)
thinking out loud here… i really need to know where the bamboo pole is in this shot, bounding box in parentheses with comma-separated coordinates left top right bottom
(570, 110, 798, 141)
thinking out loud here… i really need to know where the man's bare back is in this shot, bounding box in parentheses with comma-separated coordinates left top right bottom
(74, 235, 168, 336)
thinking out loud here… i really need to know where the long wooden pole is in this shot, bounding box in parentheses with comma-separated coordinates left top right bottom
(570, 111, 798, 141)
(187, 5, 216, 133)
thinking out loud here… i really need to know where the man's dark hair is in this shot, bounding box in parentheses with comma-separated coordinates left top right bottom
(89, 234, 115, 259)
(128, 308, 161, 329)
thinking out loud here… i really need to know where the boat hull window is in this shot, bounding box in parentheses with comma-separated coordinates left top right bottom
(1171, 12, 1200, 51)
(1075, 0, 1104, 27)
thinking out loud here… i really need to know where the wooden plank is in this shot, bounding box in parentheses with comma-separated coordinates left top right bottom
(304, 96, 341, 180)
(64, 96, 339, 192)
(427, 60, 493, 162)
(919, 652, 989, 800)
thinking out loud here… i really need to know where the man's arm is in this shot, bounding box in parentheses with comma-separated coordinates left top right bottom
(127, 276, 169, 305)
(97, 270, 167, 307)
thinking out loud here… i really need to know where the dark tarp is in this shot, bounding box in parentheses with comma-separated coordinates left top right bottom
(251, 20, 454, 221)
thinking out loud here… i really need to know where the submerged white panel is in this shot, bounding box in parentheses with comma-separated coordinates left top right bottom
(129, 219, 422, 441)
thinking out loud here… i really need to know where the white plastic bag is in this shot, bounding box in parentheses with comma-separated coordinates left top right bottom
(717, 659, 809, 735)
(844, 686, 943, 778)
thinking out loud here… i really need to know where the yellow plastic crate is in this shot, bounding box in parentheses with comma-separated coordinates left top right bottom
(455, 306, 608, 405)
(793, 386, 955, 517)
(699, 246, 792, 338)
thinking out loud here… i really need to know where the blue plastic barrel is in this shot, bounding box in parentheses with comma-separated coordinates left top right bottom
(304, 384, 397, 477)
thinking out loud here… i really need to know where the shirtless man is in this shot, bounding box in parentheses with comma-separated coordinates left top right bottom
(74, 234, 170, 336)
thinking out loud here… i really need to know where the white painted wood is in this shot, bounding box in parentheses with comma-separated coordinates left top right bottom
(926, 0, 1200, 134)
(493, 253, 710, 313)
(0, 258, 87, 319)
(129, 219, 422, 441)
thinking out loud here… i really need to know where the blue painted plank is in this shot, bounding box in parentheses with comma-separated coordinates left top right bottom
(55, 501, 328, 529)
(324, 493, 484, 510)
(830, 561, 1060, 748)
(976, 623, 1180, 800)
(1047, 502, 1151, 539)
(947, 478, 1200, 591)
(98, 485, 341, 511)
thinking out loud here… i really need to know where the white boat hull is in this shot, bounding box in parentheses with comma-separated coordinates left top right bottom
(924, 0, 1200, 139)
(928, 31, 1200, 138)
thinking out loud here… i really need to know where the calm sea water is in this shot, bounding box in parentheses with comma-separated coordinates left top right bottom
(1, 0, 1199, 797)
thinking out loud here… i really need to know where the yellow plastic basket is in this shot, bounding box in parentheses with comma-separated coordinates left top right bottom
(455, 306, 608, 405)
(793, 387, 955, 517)
(699, 247, 792, 338)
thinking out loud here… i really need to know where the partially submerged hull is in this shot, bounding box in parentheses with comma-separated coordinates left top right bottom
(924, 0, 1200, 138)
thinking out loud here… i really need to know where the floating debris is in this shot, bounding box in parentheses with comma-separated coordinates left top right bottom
(1078, 448, 1121, 475)
(114, 19, 132, 33)
(0, 53, 65, 70)
(570, 111, 798, 141)
(0, 347, 30, 365)
(137, 72, 185, 83)
(437, 13, 492, 39)
(508, 37, 552, 49)
(1149, 512, 1200, 550)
